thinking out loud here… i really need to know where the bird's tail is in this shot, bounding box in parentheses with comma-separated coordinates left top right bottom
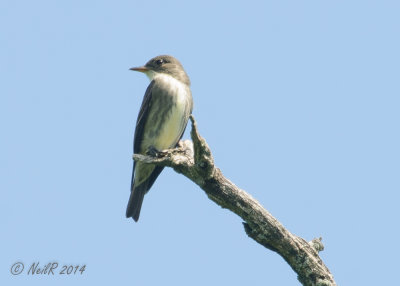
(126, 182, 147, 222)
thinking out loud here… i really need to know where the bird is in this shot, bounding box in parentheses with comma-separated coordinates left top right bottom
(126, 55, 193, 222)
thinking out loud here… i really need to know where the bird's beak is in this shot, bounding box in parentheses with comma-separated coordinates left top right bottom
(130, 66, 149, 73)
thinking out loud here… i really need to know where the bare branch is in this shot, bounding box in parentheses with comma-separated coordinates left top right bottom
(133, 115, 337, 286)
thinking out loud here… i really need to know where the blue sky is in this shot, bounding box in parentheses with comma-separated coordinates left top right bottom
(1, 0, 399, 285)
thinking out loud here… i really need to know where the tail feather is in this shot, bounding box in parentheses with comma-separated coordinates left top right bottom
(126, 183, 147, 222)
(126, 166, 164, 222)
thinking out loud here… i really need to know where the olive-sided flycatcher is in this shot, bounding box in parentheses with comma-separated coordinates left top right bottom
(126, 55, 193, 222)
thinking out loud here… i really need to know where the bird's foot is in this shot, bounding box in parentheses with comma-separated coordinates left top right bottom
(146, 146, 167, 158)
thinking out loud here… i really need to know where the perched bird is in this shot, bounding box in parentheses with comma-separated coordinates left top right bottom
(126, 55, 193, 222)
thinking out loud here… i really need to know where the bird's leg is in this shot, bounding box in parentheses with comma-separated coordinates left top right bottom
(146, 146, 161, 157)
(146, 142, 188, 158)
(146, 146, 168, 158)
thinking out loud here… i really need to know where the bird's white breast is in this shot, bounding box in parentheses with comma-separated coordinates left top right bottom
(150, 73, 189, 150)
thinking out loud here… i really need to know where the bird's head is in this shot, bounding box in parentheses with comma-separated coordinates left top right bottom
(130, 55, 190, 86)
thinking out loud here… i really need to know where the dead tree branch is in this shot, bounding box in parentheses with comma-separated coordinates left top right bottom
(133, 115, 337, 286)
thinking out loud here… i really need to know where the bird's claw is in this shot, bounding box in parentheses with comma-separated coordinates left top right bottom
(146, 146, 167, 158)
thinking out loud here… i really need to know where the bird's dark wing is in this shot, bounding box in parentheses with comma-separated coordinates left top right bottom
(127, 80, 164, 221)
(130, 79, 164, 190)
(133, 80, 155, 155)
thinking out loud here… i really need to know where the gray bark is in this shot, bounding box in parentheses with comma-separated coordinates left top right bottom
(133, 115, 337, 286)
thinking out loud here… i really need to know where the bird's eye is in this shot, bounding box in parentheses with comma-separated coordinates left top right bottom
(156, 59, 164, 65)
